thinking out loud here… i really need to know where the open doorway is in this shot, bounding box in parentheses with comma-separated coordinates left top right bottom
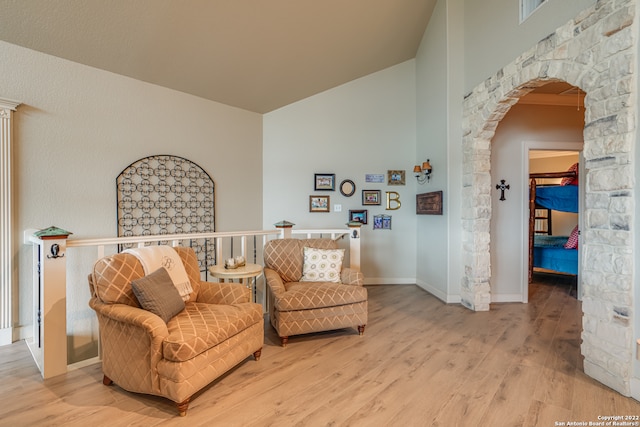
(489, 82, 585, 304)
(461, 0, 637, 395)
(525, 148, 583, 302)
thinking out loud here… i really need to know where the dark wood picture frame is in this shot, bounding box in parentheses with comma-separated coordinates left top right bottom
(362, 190, 381, 205)
(349, 209, 368, 224)
(417, 191, 443, 215)
(314, 173, 335, 191)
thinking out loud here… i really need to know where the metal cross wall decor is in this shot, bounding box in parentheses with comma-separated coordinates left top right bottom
(496, 179, 510, 201)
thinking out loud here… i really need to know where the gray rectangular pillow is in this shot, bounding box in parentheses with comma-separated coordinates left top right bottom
(131, 267, 185, 323)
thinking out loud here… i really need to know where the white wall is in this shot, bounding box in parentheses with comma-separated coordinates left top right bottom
(415, 0, 450, 300)
(263, 60, 417, 284)
(464, 0, 596, 92)
(490, 103, 584, 301)
(0, 41, 263, 362)
(414, 0, 464, 303)
(411, 0, 597, 304)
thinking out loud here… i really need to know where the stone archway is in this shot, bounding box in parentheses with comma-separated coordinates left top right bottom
(461, 0, 636, 395)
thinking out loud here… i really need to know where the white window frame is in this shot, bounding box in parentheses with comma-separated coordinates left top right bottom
(520, 0, 547, 22)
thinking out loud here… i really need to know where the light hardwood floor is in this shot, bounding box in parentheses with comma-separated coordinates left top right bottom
(2, 275, 640, 426)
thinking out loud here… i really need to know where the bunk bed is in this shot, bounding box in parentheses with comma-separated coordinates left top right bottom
(528, 169, 579, 282)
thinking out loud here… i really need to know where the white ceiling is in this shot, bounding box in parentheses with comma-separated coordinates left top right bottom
(0, 0, 436, 113)
(529, 150, 579, 159)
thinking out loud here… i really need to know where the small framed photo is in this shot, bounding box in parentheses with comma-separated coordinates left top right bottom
(309, 195, 330, 212)
(373, 214, 392, 230)
(314, 173, 335, 191)
(349, 209, 368, 224)
(387, 170, 405, 185)
(362, 190, 381, 205)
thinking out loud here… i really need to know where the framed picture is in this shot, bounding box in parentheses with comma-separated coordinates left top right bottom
(314, 173, 335, 191)
(362, 190, 381, 205)
(309, 195, 330, 212)
(373, 214, 392, 230)
(417, 191, 443, 215)
(349, 209, 368, 224)
(339, 179, 356, 197)
(365, 174, 385, 183)
(387, 170, 405, 185)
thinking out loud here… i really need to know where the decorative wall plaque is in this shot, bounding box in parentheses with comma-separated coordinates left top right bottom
(116, 155, 215, 271)
(417, 191, 443, 215)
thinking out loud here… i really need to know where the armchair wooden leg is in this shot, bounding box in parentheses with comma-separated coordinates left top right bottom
(280, 336, 288, 347)
(103, 375, 113, 386)
(253, 348, 262, 361)
(358, 325, 365, 335)
(177, 398, 190, 417)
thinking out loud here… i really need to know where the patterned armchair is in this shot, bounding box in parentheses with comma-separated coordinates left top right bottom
(263, 238, 367, 346)
(88, 246, 263, 416)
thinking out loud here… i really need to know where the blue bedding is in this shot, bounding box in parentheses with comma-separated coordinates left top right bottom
(533, 235, 578, 275)
(533, 235, 568, 247)
(535, 185, 579, 213)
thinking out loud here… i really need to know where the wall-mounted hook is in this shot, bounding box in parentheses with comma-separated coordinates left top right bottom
(47, 243, 65, 259)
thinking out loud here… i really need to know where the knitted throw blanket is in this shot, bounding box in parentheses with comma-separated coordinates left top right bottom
(124, 246, 193, 301)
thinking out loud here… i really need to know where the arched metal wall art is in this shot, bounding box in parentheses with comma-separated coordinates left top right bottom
(116, 155, 215, 272)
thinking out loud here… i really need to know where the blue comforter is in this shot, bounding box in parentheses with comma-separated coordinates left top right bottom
(535, 185, 578, 213)
(533, 235, 578, 275)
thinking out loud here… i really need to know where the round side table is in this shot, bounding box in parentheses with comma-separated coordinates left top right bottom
(208, 263, 263, 303)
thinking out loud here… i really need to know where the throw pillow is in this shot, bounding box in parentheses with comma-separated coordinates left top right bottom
(560, 163, 579, 186)
(564, 225, 579, 249)
(131, 267, 185, 322)
(300, 247, 345, 283)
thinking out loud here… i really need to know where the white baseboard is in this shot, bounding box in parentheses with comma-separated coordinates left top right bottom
(491, 294, 525, 303)
(416, 279, 461, 304)
(363, 278, 416, 285)
(68, 356, 100, 371)
(0, 327, 11, 346)
(15, 325, 32, 341)
(0, 326, 32, 346)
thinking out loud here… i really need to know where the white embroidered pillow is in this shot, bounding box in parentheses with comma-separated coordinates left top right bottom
(300, 247, 345, 283)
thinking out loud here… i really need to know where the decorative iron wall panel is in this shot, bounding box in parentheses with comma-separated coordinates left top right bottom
(116, 155, 215, 270)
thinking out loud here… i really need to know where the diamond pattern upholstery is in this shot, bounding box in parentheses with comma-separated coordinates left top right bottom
(163, 302, 263, 362)
(275, 282, 366, 311)
(263, 238, 367, 346)
(264, 238, 336, 282)
(88, 246, 263, 416)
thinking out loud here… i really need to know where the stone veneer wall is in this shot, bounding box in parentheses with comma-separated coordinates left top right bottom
(461, 0, 636, 395)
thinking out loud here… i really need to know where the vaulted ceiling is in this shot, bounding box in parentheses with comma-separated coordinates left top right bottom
(0, 0, 436, 113)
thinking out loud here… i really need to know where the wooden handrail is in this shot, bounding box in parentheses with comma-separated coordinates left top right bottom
(63, 229, 278, 248)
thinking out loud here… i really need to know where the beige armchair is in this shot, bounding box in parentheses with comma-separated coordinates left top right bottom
(88, 246, 263, 416)
(263, 238, 367, 346)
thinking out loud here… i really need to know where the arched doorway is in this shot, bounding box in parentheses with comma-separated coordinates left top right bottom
(489, 82, 585, 303)
(460, 0, 636, 396)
